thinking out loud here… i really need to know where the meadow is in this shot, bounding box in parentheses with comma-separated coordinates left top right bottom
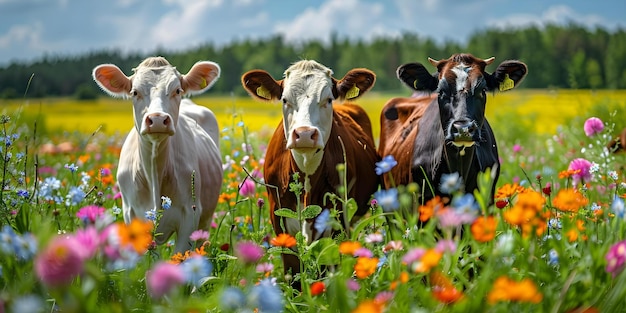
(1, 89, 626, 312)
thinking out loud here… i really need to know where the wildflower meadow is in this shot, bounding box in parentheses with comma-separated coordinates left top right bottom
(1, 95, 626, 313)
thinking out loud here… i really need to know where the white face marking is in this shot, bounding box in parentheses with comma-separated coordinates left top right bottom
(281, 61, 335, 177)
(131, 66, 182, 136)
(451, 63, 470, 93)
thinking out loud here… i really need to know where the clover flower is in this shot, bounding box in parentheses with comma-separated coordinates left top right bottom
(235, 241, 264, 264)
(190, 230, 209, 242)
(568, 158, 593, 185)
(76, 205, 105, 224)
(583, 117, 604, 137)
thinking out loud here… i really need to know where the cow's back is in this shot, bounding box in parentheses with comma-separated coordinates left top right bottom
(378, 95, 435, 188)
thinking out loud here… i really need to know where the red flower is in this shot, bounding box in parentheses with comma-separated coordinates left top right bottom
(495, 200, 509, 209)
(310, 281, 326, 296)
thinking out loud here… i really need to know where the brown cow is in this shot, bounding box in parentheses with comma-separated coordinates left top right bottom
(242, 60, 380, 288)
(608, 127, 626, 153)
(379, 53, 527, 202)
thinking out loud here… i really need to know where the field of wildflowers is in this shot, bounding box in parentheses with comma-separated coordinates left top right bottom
(1, 95, 626, 313)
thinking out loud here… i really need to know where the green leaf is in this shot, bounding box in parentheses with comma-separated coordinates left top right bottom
(345, 198, 358, 224)
(302, 205, 323, 219)
(311, 238, 340, 266)
(274, 208, 298, 219)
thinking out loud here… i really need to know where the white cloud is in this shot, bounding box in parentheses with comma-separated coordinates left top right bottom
(487, 5, 611, 29)
(274, 0, 389, 44)
(240, 11, 269, 28)
(0, 23, 44, 49)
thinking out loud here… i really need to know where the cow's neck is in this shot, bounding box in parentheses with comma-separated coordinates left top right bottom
(139, 136, 171, 210)
(291, 148, 324, 193)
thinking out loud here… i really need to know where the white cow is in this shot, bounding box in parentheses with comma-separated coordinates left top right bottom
(93, 56, 223, 253)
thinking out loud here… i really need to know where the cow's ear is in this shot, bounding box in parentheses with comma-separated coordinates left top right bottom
(92, 64, 131, 98)
(333, 68, 376, 100)
(241, 70, 283, 101)
(396, 63, 439, 91)
(182, 61, 220, 95)
(487, 60, 528, 92)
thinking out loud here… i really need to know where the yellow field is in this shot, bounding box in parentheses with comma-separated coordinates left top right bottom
(1, 89, 625, 139)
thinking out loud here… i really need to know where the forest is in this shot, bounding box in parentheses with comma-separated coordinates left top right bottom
(0, 23, 625, 99)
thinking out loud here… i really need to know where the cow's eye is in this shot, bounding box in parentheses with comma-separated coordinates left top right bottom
(173, 88, 182, 97)
(131, 90, 138, 97)
(282, 98, 292, 108)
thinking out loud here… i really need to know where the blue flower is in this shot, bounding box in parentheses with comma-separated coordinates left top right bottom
(375, 155, 398, 175)
(39, 177, 61, 201)
(248, 279, 284, 313)
(374, 188, 400, 212)
(548, 249, 559, 266)
(438, 172, 463, 194)
(16, 189, 29, 198)
(64, 163, 79, 173)
(181, 256, 213, 287)
(161, 196, 172, 210)
(220, 287, 246, 311)
(13, 233, 37, 261)
(145, 209, 157, 221)
(612, 195, 625, 219)
(451, 194, 479, 215)
(0, 225, 16, 254)
(66, 186, 85, 206)
(314, 209, 330, 234)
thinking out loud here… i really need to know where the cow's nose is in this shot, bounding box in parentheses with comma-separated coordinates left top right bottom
(144, 113, 171, 134)
(290, 126, 319, 149)
(451, 120, 477, 140)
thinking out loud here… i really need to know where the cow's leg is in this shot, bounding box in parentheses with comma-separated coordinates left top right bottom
(172, 208, 199, 253)
(282, 252, 302, 291)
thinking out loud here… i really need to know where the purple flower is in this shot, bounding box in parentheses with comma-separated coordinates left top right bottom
(353, 247, 373, 258)
(568, 158, 593, 185)
(435, 239, 457, 253)
(402, 247, 426, 264)
(583, 117, 604, 137)
(234, 241, 264, 264)
(375, 155, 398, 175)
(146, 262, 185, 299)
(256, 262, 274, 273)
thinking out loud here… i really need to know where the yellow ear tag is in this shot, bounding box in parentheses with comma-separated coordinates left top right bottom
(256, 85, 272, 100)
(345, 85, 360, 99)
(499, 74, 514, 91)
(200, 77, 208, 89)
(413, 79, 419, 89)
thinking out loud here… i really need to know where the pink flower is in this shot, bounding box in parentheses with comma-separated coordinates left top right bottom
(346, 279, 360, 291)
(584, 117, 604, 137)
(73, 226, 100, 261)
(76, 205, 105, 224)
(402, 247, 426, 264)
(512, 144, 522, 153)
(435, 239, 457, 254)
(364, 233, 384, 244)
(606, 240, 626, 277)
(146, 262, 185, 299)
(256, 262, 274, 273)
(383, 240, 403, 253)
(353, 247, 374, 258)
(568, 158, 593, 185)
(35, 236, 84, 287)
(239, 178, 256, 197)
(234, 241, 264, 264)
(189, 230, 209, 242)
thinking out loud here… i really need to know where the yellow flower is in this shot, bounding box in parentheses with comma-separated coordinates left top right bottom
(354, 257, 379, 279)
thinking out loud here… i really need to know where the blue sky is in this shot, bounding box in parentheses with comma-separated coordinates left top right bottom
(0, 0, 624, 65)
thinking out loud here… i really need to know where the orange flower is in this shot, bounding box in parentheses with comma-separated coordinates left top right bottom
(430, 271, 464, 304)
(270, 233, 297, 248)
(503, 190, 545, 226)
(390, 271, 409, 291)
(117, 219, 153, 254)
(552, 189, 589, 213)
(354, 257, 379, 279)
(413, 249, 442, 273)
(471, 215, 498, 243)
(339, 241, 362, 255)
(559, 169, 581, 179)
(352, 300, 384, 313)
(419, 196, 443, 222)
(310, 281, 326, 296)
(487, 276, 543, 304)
(495, 183, 526, 200)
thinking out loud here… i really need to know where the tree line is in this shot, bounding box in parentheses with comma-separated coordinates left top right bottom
(0, 23, 625, 99)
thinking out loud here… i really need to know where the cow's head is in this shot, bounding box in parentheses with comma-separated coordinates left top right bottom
(93, 56, 220, 140)
(242, 60, 375, 174)
(397, 54, 527, 147)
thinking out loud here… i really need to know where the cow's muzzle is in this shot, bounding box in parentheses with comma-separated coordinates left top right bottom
(141, 112, 175, 136)
(449, 119, 477, 147)
(287, 126, 322, 150)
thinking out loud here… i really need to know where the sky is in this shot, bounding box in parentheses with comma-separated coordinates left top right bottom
(0, 0, 624, 65)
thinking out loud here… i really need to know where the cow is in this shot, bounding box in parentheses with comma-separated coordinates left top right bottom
(92, 56, 223, 253)
(379, 53, 527, 203)
(241, 60, 380, 288)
